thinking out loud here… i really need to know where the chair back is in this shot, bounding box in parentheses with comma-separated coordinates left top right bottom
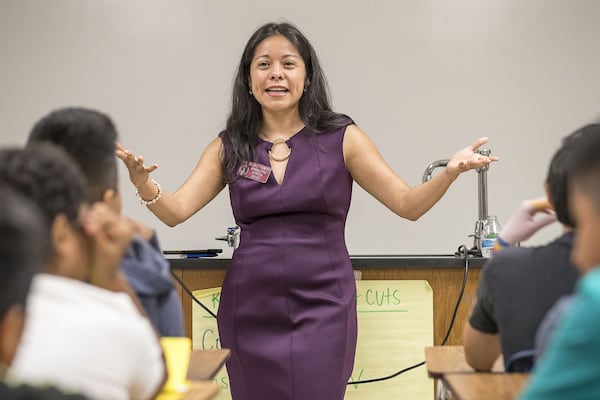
(505, 349, 536, 372)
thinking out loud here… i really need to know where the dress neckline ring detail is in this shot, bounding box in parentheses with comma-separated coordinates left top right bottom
(268, 139, 291, 162)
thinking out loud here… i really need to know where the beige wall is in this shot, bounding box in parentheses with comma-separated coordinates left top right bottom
(1, 0, 599, 256)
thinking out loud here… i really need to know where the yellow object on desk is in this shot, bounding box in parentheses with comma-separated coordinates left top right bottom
(156, 337, 223, 400)
(159, 336, 192, 397)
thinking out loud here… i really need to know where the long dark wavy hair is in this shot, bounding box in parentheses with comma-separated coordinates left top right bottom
(223, 21, 350, 179)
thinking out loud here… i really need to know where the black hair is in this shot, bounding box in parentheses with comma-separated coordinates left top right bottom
(568, 124, 600, 212)
(0, 185, 48, 319)
(223, 21, 349, 179)
(546, 144, 577, 227)
(27, 107, 119, 203)
(0, 144, 87, 242)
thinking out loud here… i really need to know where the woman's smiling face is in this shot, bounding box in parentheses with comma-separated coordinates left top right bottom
(249, 34, 307, 115)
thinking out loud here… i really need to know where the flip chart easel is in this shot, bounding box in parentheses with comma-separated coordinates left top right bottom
(192, 280, 433, 399)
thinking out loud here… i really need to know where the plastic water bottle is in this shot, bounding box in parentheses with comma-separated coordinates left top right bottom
(481, 215, 501, 258)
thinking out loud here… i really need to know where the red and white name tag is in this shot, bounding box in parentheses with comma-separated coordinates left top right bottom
(237, 161, 271, 183)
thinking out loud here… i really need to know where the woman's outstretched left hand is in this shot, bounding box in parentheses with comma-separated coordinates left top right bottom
(446, 137, 499, 178)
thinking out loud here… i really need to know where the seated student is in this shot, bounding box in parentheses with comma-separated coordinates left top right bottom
(0, 186, 87, 399)
(0, 144, 166, 400)
(27, 107, 184, 337)
(531, 126, 600, 360)
(463, 131, 583, 372)
(519, 124, 600, 399)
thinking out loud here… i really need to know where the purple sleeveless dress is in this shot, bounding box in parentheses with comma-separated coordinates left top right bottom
(217, 120, 357, 400)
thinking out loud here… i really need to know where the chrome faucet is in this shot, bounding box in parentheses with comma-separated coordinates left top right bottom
(422, 149, 493, 256)
(422, 159, 451, 183)
(215, 225, 240, 248)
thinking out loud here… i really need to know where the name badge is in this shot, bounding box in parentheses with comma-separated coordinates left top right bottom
(237, 161, 271, 183)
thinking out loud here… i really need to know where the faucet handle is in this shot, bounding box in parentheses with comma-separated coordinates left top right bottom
(476, 148, 492, 172)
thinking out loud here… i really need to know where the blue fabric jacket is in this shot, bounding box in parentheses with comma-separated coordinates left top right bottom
(122, 233, 185, 337)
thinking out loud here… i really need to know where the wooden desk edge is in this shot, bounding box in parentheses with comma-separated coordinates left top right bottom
(425, 345, 473, 378)
(187, 349, 231, 381)
(425, 345, 504, 378)
(442, 372, 529, 400)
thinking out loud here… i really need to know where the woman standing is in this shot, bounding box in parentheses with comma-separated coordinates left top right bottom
(117, 21, 497, 400)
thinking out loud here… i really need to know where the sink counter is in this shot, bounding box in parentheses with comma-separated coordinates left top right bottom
(170, 254, 487, 344)
(169, 254, 488, 269)
(350, 254, 487, 268)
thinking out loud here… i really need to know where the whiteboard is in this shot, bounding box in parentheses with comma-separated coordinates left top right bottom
(2, 0, 600, 257)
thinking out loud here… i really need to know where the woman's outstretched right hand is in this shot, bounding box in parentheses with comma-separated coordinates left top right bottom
(115, 142, 158, 189)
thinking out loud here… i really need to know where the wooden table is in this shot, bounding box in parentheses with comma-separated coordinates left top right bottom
(187, 349, 230, 381)
(425, 345, 504, 378)
(443, 373, 529, 400)
(425, 346, 527, 400)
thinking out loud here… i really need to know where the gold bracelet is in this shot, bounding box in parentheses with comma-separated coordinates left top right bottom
(135, 179, 162, 205)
